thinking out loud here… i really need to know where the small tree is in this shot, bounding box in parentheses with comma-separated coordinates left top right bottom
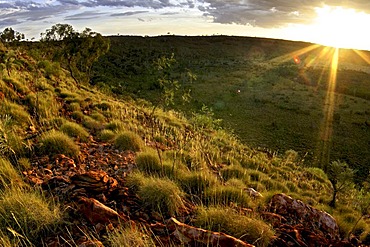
(0, 27, 25, 43)
(327, 160, 354, 208)
(40, 24, 110, 85)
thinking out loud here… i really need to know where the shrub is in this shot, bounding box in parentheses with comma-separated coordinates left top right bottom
(60, 121, 89, 142)
(37, 130, 80, 158)
(138, 177, 185, 216)
(0, 188, 61, 243)
(194, 206, 274, 247)
(114, 131, 144, 152)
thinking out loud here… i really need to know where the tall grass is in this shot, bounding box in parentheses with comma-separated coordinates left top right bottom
(37, 130, 80, 158)
(194, 206, 274, 247)
(0, 188, 61, 244)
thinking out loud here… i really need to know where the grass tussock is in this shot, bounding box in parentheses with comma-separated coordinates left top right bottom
(37, 130, 80, 158)
(98, 129, 116, 142)
(107, 225, 155, 247)
(60, 121, 89, 142)
(138, 177, 186, 216)
(0, 158, 25, 189)
(114, 131, 144, 152)
(194, 206, 274, 247)
(0, 188, 61, 244)
(203, 185, 250, 207)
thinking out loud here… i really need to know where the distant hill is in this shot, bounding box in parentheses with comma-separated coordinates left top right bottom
(93, 35, 370, 181)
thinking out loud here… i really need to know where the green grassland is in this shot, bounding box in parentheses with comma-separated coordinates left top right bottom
(0, 34, 370, 246)
(93, 35, 370, 180)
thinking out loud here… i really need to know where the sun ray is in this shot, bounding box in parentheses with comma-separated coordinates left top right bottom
(268, 44, 321, 65)
(353, 50, 370, 65)
(316, 48, 339, 169)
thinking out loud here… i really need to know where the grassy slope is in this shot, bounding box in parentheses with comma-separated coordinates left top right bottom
(0, 41, 369, 245)
(92, 35, 370, 180)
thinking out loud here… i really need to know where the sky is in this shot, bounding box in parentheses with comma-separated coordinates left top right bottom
(1, 0, 370, 51)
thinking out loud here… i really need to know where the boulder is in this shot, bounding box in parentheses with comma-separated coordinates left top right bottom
(268, 193, 339, 240)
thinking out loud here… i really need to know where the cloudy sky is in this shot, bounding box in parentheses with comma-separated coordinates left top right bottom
(1, 0, 370, 50)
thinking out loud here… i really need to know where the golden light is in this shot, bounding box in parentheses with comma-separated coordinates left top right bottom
(311, 5, 370, 50)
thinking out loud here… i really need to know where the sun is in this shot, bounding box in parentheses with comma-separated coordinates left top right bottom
(311, 5, 370, 50)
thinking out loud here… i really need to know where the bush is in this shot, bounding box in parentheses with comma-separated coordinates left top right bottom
(37, 130, 80, 158)
(114, 131, 144, 152)
(138, 177, 185, 216)
(60, 121, 89, 142)
(0, 188, 61, 243)
(194, 206, 274, 247)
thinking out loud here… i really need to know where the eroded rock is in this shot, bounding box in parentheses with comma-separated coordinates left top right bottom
(268, 193, 339, 240)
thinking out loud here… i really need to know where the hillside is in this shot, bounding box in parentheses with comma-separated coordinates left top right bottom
(0, 38, 369, 246)
(92, 35, 370, 181)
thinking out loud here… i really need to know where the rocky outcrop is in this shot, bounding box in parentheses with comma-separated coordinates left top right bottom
(267, 193, 353, 247)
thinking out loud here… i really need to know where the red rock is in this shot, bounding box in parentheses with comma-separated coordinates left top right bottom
(78, 197, 128, 225)
(268, 193, 339, 240)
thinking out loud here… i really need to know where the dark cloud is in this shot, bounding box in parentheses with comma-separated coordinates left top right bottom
(200, 0, 370, 27)
(111, 11, 149, 17)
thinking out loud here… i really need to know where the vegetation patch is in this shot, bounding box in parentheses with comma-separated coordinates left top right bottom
(194, 206, 274, 247)
(114, 131, 144, 152)
(37, 130, 80, 158)
(60, 121, 89, 142)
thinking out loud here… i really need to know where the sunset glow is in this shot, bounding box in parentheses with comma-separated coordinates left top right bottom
(310, 6, 370, 49)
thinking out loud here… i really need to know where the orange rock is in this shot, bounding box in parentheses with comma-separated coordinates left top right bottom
(78, 196, 128, 226)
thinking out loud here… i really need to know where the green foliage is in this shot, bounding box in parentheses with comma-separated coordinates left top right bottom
(82, 115, 103, 131)
(138, 177, 185, 216)
(0, 115, 27, 158)
(194, 206, 274, 247)
(41, 24, 110, 84)
(327, 160, 354, 207)
(0, 28, 25, 43)
(114, 131, 144, 152)
(37, 130, 80, 158)
(0, 188, 61, 244)
(37, 60, 61, 78)
(60, 121, 89, 142)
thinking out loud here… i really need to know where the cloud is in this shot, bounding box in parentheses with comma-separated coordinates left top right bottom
(65, 10, 107, 20)
(110, 11, 149, 17)
(199, 0, 370, 28)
